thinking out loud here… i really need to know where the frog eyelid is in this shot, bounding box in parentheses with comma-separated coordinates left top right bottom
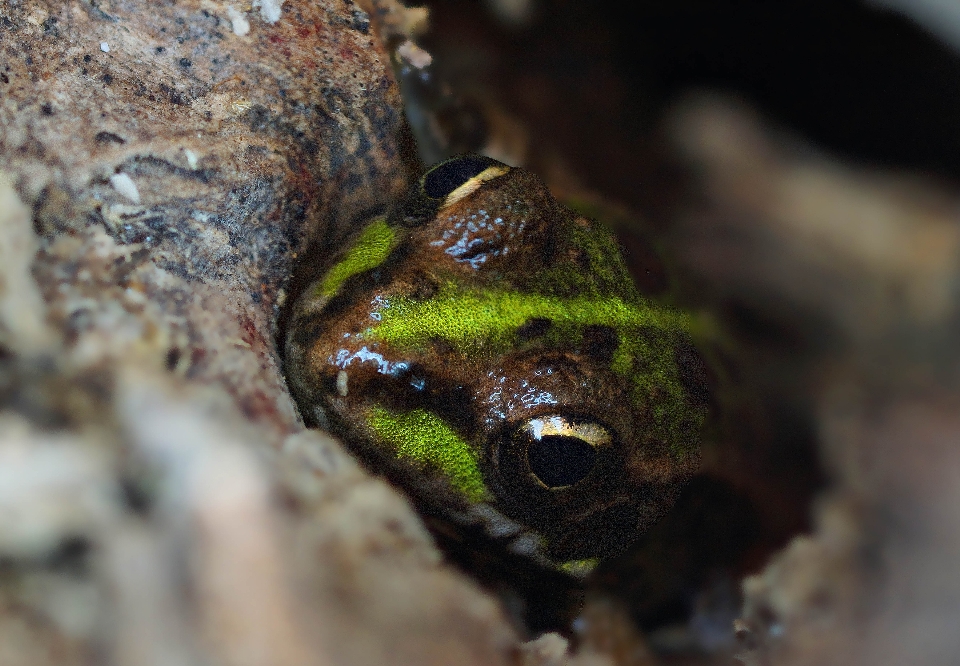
(520, 416, 613, 450)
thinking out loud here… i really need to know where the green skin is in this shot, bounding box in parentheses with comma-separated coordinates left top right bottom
(285, 156, 706, 564)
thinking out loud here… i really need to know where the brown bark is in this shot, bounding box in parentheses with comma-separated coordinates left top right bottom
(0, 2, 520, 665)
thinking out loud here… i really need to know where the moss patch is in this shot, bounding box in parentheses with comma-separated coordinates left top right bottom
(318, 218, 395, 297)
(368, 406, 488, 502)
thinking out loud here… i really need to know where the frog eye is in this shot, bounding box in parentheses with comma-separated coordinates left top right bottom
(389, 154, 510, 227)
(422, 154, 503, 199)
(517, 415, 612, 488)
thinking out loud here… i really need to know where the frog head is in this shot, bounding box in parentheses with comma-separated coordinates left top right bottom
(285, 155, 706, 563)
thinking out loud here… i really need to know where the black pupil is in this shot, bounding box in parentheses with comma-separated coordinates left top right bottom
(527, 435, 597, 488)
(423, 156, 493, 199)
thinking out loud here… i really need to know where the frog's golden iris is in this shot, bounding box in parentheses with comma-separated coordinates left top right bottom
(285, 155, 707, 565)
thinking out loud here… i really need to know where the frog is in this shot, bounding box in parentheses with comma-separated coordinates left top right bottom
(284, 154, 707, 566)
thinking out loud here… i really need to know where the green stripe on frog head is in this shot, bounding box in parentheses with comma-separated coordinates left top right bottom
(368, 405, 489, 503)
(317, 218, 396, 298)
(370, 290, 688, 350)
(368, 289, 700, 460)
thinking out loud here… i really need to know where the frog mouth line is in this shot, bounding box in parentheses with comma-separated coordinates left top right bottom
(565, 492, 634, 525)
(545, 492, 643, 559)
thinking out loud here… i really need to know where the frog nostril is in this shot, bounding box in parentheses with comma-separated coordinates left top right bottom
(527, 435, 597, 488)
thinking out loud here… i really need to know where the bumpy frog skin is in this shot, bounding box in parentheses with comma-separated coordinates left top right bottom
(285, 155, 706, 564)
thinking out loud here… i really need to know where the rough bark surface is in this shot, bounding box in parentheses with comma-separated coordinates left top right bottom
(0, 2, 522, 665)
